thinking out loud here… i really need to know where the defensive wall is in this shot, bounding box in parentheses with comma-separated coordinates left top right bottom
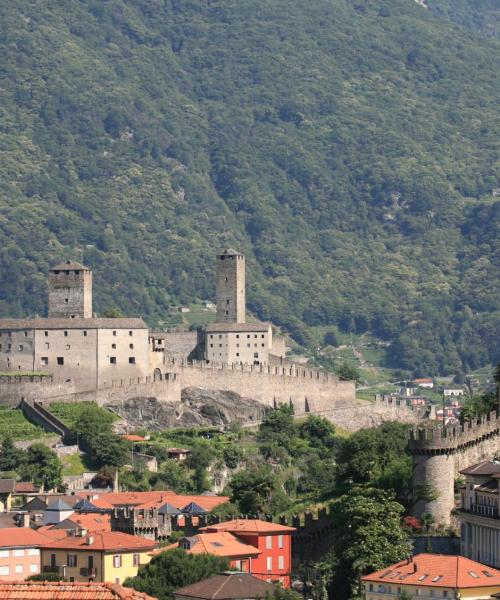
(409, 410, 500, 526)
(162, 358, 356, 413)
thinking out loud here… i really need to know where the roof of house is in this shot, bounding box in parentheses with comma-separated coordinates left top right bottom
(14, 482, 39, 493)
(0, 581, 156, 599)
(88, 491, 228, 512)
(174, 572, 276, 600)
(0, 480, 15, 494)
(40, 531, 157, 552)
(362, 554, 500, 588)
(46, 499, 73, 511)
(182, 502, 207, 516)
(414, 378, 434, 383)
(154, 532, 260, 559)
(72, 498, 100, 511)
(0, 528, 49, 548)
(51, 260, 90, 271)
(0, 318, 147, 331)
(158, 503, 183, 516)
(121, 435, 147, 442)
(460, 460, 500, 476)
(168, 448, 190, 454)
(205, 322, 271, 333)
(202, 519, 295, 535)
(0, 514, 18, 529)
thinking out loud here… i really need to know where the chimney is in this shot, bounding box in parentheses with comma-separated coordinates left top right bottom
(21, 512, 30, 528)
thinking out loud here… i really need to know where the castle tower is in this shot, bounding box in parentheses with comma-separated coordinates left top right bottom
(216, 249, 245, 323)
(48, 260, 92, 319)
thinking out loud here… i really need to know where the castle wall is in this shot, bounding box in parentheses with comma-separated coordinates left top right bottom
(165, 359, 355, 411)
(48, 268, 92, 319)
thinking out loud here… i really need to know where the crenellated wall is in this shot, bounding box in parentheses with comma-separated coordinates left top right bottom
(409, 411, 500, 525)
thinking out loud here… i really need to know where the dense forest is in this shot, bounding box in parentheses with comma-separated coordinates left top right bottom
(0, 0, 498, 376)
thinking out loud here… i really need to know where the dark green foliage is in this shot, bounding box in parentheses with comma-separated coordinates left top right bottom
(330, 486, 411, 597)
(0, 1, 498, 375)
(0, 437, 25, 472)
(123, 548, 229, 600)
(20, 443, 63, 490)
(27, 573, 66, 582)
(460, 392, 498, 424)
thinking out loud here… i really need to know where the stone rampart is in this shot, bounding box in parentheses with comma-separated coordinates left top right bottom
(409, 411, 500, 525)
(163, 358, 356, 412)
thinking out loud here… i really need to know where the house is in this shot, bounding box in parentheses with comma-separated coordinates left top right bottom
(458, 461, 500, 567)
(443, 388, 464, 397)
(413, 378, 434, 389)
(155, 531, 260, 574)
(0, 527, 49, 580)
(40, 530, 158, 584)
(173, 571, 277, 600)
(201, 519, 295, 587)
(0, 580, 158, 599)
(361, 553, 500, 600)
(167, 448, 190, 461)
(0, 481, 15, 513)
(43, 498, 74, 525)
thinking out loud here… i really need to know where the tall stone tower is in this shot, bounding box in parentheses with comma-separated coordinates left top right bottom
(48, 260, 92, 319)
(216, 249, 245, 323)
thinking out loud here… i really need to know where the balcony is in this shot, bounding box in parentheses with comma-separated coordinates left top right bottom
(80, 567, 97, 577)
(471, 504, 499, 518)
(42, 565, 61, 573)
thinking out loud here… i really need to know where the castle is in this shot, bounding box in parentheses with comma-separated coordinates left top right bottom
(0, 252, 356, 417)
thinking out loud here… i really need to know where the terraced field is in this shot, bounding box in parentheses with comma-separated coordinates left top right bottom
(0, 407, 49, 441)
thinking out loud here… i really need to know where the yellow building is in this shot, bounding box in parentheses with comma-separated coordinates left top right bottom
(40, 530, 157, 584)
(362, 554, 500, 600)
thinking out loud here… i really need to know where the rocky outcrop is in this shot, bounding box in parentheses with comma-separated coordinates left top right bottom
(106, 386, 268, 431)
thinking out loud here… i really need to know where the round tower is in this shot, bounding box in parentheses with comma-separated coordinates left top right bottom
(48, 260, 92, 319)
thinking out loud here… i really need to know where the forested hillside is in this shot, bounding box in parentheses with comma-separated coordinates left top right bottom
(0, 0, 498, 376)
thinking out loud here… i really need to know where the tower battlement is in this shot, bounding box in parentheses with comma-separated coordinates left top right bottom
(48, 260, 92, 319)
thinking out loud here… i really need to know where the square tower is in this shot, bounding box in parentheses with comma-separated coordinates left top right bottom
(48, 261, 92, 319)
(216, 249, 245, 323)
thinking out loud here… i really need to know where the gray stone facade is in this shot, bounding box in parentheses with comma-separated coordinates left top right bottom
(216, 249, 245, 323)
(48, 261, 92, 319)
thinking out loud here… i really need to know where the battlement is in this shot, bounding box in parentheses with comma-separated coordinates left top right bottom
(166, 357, 342, 384)
(409, 410, 500, 454)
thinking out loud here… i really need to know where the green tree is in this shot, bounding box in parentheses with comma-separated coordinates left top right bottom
(222, 444, 243, 469)
(123, 548, 229, 600)
(330, 486, 411, 597)
(229, 466, 275, 514)
(20, 444, 62, 490)
(0, 437, 25, 472)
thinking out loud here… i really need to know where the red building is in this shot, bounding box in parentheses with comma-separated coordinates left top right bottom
(202, 519, 295, 587)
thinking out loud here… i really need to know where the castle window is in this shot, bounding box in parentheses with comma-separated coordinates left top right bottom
(45, 343, 49, 350)
(210, 344, 213, 348)
(262, 335, 265, 338)
(247, 344, 250, 348)
(225, 277, 228, 281)
(83, 331, 87, 337)
(57, 357, 64, 365)
(74, 270, 79, 275)
(254, 344, 257, 347)
(210, 335, 213, 339)
(129, 331, 133, 336)
(64, 298, 68, 303)
(113, 331, 117, 336)
(225, 310, 228, 315)
(254, 335, 257, 338)
(24, 332, 28, 337)
(7, 344, 11, 350)
(262, 344, 265, 347)
(18, 345, 23, 351)
(112, 343, 116, 349)
(219, 335, 222, 338)
(219, 344, 222, 348)
(41, 357, 48, 365)
(64, 331, 68, 337)
(226, 299, 230, 304)
(0, 344, 2, 351)
(236, 335, 239, 339)
(236, 353, 240, 357)
(110, 357, 116, 364)
(236, 344, 239, 348)
(129, 344, 134, 349)
(66, 344, 70, 350)
(254, 353, 259, 358)
(44, 331, 48, 337)
(8, 332, 11, 337)
(247, 335, 250, 338)
(129, 357, 136, 364)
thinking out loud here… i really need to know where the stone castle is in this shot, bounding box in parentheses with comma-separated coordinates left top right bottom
(0, 251, 357, 422)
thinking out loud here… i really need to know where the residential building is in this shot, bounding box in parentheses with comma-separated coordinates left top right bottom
(458, 461, 500, 567)
(413, 378, 434, 389)
(0, 480, 40, 513)
(40, 530, 157, 584)
(0, 580, 157, 599)
(443, 388, 465, 396)
(362, 553, 500, 600)
(201, 519, 295, 587)
(0, 527, 49, 580)
(173, 571, 276, 600)
(156, 532, 260, 574)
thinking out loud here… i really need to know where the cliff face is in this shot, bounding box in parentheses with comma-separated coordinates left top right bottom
(107, 386, 268, 431)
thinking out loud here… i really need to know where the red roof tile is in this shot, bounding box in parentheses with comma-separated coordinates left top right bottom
(202, 519, 295, 535)
(40, 531, 157, 552)
(88, 491, 228, 512)
(0, 528, 49, 548)
(362, 554, 500, 589)
(0, 581, 156, 599)
(152, 532, 260, 559)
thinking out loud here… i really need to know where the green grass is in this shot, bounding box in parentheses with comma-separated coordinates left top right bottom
(61, 452, 86, 476)
(49, 402, 119, 429)
(0, 407, 50, 441)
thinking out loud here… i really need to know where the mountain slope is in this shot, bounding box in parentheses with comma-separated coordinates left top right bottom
(0, 0, 498, 376)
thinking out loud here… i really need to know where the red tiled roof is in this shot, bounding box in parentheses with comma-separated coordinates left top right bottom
(362, 554, 500, 589)
(14, 482, 39, 493)
(414, 378, 433, 383)
(0, 581, 156, 599)
(174, 572, 276, 599)
(121, 435, 146, 442)
(202, 519, 295, 535)
(40, 531, 157, 553)
(36, 526, 71, 541)
(89, 491, 228, 512)
(152, 532, 260, 559)
(0, 528, 49, 548)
